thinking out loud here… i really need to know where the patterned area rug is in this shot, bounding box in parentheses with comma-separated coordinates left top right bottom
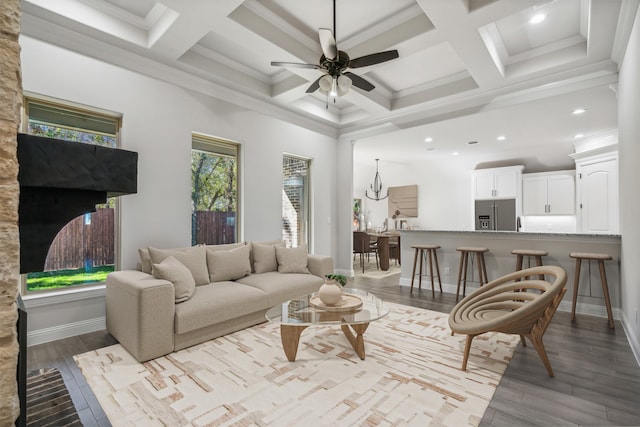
(74, 303, 518, 426)
(27, 368, 82, 426)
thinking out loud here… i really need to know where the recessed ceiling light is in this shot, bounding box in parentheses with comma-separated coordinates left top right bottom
(574, 133, 584, 139)
(497, 135, 506, 141)
(530, 13, 545, 24)
(452, 152, 460, 156)
(424, 137, 433, 142)
(572, 108, 587, 115)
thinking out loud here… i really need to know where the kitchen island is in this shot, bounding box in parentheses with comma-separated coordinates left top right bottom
(399, 229, 621, 320)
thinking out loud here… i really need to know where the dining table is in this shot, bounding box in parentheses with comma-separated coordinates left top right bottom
(367, 231, 401, 271)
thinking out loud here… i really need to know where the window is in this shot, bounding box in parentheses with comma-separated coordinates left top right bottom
(191, 134, 239, 245)
(282, 154, 311, 248)
(22, 98, 121, 293)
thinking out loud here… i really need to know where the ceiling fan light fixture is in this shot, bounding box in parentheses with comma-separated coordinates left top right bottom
(319, 75, 333, 92)
(338, 75, 352, 90)
(329, 77, 338, 97)
(271, 0, 398, 98)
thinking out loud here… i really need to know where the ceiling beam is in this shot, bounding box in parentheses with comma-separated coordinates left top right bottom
(148, 0, 244, 60)
(414, 0, 520, 90)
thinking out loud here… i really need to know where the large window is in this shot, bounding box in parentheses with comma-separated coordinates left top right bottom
(22, 98, 121, 293)
(191, 134, 239, 245)
(282, 154, 311, 248)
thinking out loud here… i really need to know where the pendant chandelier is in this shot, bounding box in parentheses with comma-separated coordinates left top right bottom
(366, 159, 388, 201)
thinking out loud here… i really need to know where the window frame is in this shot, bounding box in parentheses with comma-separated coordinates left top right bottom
(20, 95, 123, 295)
(191, 132, 242, 245)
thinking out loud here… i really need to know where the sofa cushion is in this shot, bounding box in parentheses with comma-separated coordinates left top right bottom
(205, 242, 245, 252)
(148, 246, 209, 286)
(206, 244, 251, 282)
(236, 271, 323, 306)
(138, 248, 152, 274)
(252, 244, 278, 273)
(151, 256, 196, 303)
(249, 240, 285, 273)
(174, 282, 267, 334)
(275, 245, 310, 274)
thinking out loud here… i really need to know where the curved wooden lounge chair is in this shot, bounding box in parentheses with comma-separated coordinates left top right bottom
(448, 265, 567, 377)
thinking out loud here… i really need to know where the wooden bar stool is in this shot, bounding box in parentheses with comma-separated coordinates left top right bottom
(410, 244, 442, 297)
(512, 249, 548, 280)
(569, 252, 615, 329)
(455, 247, 489, 301)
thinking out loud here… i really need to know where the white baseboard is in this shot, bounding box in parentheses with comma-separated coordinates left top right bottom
(621, 313, 640, 367)
(557, 300, 622, 320)
(399, 277, 621, 320)
(27, 316, 106, 347)
(399, 277, 459, 295)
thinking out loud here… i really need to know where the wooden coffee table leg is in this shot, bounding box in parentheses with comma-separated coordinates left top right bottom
(341, 323, 370, 360)
(280, 324, 308, 361)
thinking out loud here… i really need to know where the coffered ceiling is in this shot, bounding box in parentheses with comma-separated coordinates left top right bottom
(20, 0, 636, 165)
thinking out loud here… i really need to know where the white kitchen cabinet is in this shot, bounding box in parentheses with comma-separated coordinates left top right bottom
(572, 149, 618, 234)
(522, 171, 575, 215)
(472, 166, 523, 200)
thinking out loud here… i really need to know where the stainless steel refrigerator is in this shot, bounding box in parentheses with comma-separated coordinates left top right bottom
(475, 199, 516, 231)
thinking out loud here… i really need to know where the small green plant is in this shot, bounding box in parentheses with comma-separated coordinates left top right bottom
(325, 274, 347, 287)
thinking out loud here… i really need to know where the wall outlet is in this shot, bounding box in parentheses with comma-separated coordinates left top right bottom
(444, 267, 450, 275)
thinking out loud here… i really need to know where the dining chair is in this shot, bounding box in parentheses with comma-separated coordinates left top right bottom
(388, 235, 400, 265)
(353, 231, 378, 273)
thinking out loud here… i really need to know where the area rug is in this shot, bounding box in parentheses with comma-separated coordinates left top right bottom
(74, 303, 518, 426)
(355, 259, 401, 280)
(26, 367, 83, 426)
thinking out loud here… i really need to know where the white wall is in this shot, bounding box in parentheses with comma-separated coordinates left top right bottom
(618, 6, 640, 361)
(20, 36, 338, 342)
(353, 156, 472, 231)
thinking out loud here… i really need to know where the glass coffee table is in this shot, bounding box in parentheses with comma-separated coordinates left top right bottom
(265, 288, 389, 361)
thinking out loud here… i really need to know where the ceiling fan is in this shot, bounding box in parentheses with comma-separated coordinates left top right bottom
(270, 0, 399, 98)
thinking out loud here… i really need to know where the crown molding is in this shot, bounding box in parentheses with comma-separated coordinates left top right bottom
(20, 12, 339, 139)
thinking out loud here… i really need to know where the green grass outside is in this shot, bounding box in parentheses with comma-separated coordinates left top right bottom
(27, 265, 114, 291)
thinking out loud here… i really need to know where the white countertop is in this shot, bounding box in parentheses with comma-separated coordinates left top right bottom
(398, 229, 621, 238)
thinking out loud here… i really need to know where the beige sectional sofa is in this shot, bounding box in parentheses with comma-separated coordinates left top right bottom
(106, 240, 333, 362)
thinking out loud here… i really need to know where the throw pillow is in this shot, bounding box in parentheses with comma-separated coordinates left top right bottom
(252, 244, 278, 273)
(206, 244, 251, 282)
(138, 248, 152, 274)
(250, 239, 285, 272)
(152, 256, 196, 303)
(275, 245, 310, 274)
(148, 246, 209, 286)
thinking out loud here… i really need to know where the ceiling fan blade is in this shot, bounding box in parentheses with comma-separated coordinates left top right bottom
(271, 61, 320, 70)
(344, 72, 375, 92)
(348, 50, 399, 68)
(319, 28, 337, 60)
(306, 75, 323, 93)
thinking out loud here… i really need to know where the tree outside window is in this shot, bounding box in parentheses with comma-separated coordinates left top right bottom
(191, 134, 239, 245)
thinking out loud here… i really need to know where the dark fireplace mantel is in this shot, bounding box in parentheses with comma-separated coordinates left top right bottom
(17, 133, 138, 273)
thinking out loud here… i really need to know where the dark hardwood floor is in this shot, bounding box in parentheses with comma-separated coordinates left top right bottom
(27, 268, 640, 426)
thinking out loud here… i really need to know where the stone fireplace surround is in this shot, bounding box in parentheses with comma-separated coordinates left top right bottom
(0, 0, 23, 424)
